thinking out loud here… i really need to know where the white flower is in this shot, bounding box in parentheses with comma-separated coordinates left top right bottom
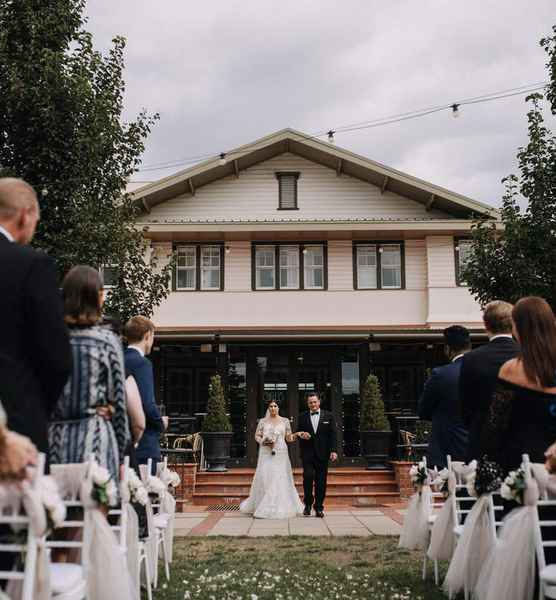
(169, 471, 181, 487)
(92, 465, 111, 486)
(500, 483, 513, 501)
(134, 486, 149, 506)
(50, 502, 67, 528)
(148, 476, 167, 496)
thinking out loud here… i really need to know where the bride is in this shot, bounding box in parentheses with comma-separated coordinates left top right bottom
(240, 401, 305, 519)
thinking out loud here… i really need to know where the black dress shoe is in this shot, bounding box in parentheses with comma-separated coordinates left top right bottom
(303, 506, 311, 516)
(315, 510, 324, 518)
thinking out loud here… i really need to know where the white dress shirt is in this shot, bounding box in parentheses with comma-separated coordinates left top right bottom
(490, 334, 514, 342)
(310, 411, 320, 434)
(0, 225, 14, 242)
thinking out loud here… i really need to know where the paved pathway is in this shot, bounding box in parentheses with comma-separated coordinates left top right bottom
(174, 508, 403, 537)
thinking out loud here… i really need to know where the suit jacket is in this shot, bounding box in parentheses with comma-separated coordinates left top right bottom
(124, 347, 164, 462)
(459, 336, 519, 461)
(418, 357, 468, 469)
(0, 233, 71, 453)
(298, 409, 337, 462)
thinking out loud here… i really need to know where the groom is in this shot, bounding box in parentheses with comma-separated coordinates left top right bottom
(298, 392, 338, 517)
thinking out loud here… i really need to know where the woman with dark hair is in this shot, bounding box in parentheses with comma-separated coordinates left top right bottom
(480, 296, 556, 473)
(48, 265, 129, 483)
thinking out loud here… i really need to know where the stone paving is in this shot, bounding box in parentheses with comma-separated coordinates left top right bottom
(174, 508, 403, 537)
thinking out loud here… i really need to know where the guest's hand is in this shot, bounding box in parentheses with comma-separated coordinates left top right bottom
(96, 405, 114, 420)
(545, 441, 556, 473)
(330, 452, 338, 462)
(162, 416, 169, 431)
(0, 430, 38, 480)
(298, 431, 311, 440)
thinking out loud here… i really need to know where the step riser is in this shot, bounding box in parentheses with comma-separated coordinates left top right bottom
(194, 484, 399, 495)
(192, 494, 400, 507)
(196, 474, 396, 484)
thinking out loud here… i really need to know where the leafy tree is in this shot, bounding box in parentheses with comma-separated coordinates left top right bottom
(0, 0, 172, 324)
(202, 375, 232, 433)
(463, 27, 556, 309)
(360, 374, 390, 431)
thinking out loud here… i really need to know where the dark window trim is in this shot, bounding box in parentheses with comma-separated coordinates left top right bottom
(352, 241, 405, 290)
(173, 242, 225, 292)
(275, 171, 300, 210)
(251, 241, 328, 291)
(454, 237, 472, 287)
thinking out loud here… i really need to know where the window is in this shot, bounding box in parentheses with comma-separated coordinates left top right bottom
(276, 172, 300, 210)
(201, 245, 221, 290)
(353, 242, 404, 290)
(279, 245, 300, 289)
(253, 243, 327, 290)
(176, 246, 196, 290)
(100, 265, 119, 288)
(174, 244, 224, 291)
(455, 238, 473, 286)
(303, 245, 324, 289)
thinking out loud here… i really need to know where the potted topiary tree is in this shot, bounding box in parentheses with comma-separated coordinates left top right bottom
(201, 374, 233, 472)
(360, 374, 391, 469)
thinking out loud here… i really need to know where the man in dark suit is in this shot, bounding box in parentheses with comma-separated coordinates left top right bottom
(297, 392, 338, 517)
(459, 300, 519, 462)
(123, 316, 168, 474)
(418, 325, 470, 469)
(0, 178, 71, 454)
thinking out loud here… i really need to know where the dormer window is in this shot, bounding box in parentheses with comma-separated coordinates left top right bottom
(276, 172, 300, 210)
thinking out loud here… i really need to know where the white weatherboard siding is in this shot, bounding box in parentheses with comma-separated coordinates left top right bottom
(405, 239, 427, 291)
(139, 154, 452, 223)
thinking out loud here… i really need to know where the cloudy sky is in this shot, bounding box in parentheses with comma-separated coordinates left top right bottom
(87, 1, 555, 206)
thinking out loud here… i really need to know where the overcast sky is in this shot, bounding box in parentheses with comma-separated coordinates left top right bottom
(87, 1, 555, 206)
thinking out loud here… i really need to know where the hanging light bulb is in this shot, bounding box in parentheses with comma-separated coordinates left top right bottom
(219, 152, 227, 166)
(327, 130, 335, 144)
(225, 245, 231, 255)
(41, 187, 49, 197)
(451, 104, 461, 118)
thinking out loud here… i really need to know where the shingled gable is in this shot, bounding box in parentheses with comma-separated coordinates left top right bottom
(131, 128, 498, 220)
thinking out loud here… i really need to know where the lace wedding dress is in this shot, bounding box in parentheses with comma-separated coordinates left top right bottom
(240, 416, 304, 519)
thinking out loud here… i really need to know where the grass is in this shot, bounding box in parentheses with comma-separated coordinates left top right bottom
(153, 536, 447, 599)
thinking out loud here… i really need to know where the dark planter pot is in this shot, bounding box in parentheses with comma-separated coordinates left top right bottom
(202, 432, 233, 472)
(360, 430, 391, 470)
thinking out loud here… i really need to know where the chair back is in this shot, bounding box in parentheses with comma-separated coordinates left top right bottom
(108, 456, 130, 550)
(0, 454, 46, 600)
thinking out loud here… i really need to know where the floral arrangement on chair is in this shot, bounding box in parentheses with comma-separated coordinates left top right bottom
(147, 475, 167, 499)
(126, 468, 149, 506)
(37, 476, 67, 530)
(90, 464, 118, 507)
(409, 460, 430, 492)
(431, 467, 451, 498)
(465, 458, 503, 498)
(500, 467, 527, 504)
(160, 468, 181, 489)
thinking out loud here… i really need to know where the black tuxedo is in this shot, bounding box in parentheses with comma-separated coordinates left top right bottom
(298, 409, 337, 512)
(459, 336, 519, 462)
(0, 233, 72, 453)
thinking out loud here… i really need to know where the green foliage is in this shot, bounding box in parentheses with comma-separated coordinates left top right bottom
(463, 26, 556, 309)
(0, 0, 172, 324)
(360, 374, 391, 432)
(202, 375, 232, 433)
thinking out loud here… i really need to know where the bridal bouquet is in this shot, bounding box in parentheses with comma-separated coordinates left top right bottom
(500, 467, 527, 504)
(262, 430, 278, 455)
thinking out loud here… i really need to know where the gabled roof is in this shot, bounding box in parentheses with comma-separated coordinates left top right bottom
(132, 128, 498, 219)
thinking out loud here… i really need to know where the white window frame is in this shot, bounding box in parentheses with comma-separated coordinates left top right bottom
(176, 245, 197, 291)
(255, 245, 276, 290)
(200, 245, 221, 290)
(455, 238, 473, 286)
(356, 245, 378, 290)
(380, 244, 402, 290)
(303, 245, 325, 290)
(354, 242, 404, 290)
(279, 245, 300, 289)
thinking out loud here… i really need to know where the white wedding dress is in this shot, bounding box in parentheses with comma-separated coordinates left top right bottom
(240, 416, 304, 519)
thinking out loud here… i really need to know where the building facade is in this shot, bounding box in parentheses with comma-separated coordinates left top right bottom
(131, 129, 497, 467)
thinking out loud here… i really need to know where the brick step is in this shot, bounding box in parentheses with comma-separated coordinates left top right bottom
(192, 491, 401, 507)
(196, 469, 394, 484)
(194, 482, 399, 495)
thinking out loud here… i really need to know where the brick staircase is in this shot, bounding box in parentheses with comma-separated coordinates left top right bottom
(192, 467, 401, 507)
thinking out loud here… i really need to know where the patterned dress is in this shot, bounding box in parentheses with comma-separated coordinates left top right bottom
(49, 326, 129, 483)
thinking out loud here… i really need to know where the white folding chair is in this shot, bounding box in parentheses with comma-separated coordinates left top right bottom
(528, 453, 556, 599)
(0, 454, 45, 600)
(145, 458, 170, 588)
(48, 458, 94, 600)
(422, 455, 452, 585)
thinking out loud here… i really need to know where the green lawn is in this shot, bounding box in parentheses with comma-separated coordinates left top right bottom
(154, 537, 447, 600)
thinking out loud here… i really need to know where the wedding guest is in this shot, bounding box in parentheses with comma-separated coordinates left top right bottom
(123, 316, 168, 474)
(0, 400, 38, 481)
(459, 300, 518, 461)
(0, 178, 71, 455)
(479, 296, 556, 472)
(418, 325, 470, 469)
(48, 266, 130, 483)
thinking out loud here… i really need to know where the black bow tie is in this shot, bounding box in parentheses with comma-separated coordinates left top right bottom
(311, 411, 320, 416)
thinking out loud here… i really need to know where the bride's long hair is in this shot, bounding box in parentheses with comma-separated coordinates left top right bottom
(264, 400, 281, 419)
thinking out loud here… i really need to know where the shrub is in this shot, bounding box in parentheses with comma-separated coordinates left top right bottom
(202, 375, 232, 432)
(360, 374, 391, 431)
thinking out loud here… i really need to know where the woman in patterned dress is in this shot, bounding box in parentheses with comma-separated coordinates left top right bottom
(48, 266, 129, 483)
